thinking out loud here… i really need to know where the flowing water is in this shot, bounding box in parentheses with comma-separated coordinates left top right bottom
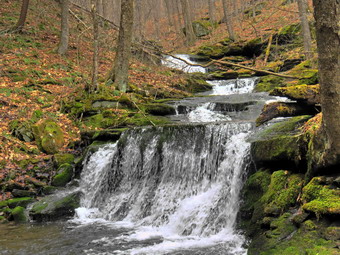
(0, 54, 284, 255)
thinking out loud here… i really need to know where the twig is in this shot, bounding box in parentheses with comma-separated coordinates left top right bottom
(131, 101, 156, 127)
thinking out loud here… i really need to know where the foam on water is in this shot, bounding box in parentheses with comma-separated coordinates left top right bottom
(187, 103, 232, 123)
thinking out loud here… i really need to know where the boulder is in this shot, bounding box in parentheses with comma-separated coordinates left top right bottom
(32, 119, 65, 154)
(12, 206, 28, 223)
(270, 85, 320, 106)
(53, 153, 75, 168)
(29, 192, 80, 221)
(251, 116, 311, 167)
(51, 163, 73, 187)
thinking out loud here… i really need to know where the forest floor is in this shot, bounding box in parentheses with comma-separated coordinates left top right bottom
(0, 0, 309, 200)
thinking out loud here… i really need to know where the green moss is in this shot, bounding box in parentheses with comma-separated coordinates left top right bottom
(262, 171, 303, 214)
(11, 206, 27, 223)
(185, 75, 212, 93)
(302, 177, 340, 216)
(254, 75, 285, 92)
(31, 201, 48, 214)
(7, 197, 36, 209)
(53, 153, 75, 168)
(270, 84, 320, 104)
(32, 119, 64, 154)
(125, 113, 170, 126)
(51, 163, 73, 187)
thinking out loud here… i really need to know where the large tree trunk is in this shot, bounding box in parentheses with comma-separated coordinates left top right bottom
(180, 0, 196, 46)
(57, 0, 70, 55)
(14, 0, 30, 32)
(110, 0, 134, 92)
(313, 0, 340, 162)
(297, 0, 313, 60)
(222, 0, 235, 40)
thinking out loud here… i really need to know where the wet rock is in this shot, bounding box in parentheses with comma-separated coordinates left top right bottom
(251, 116, 311, 167)
(270, 85, 320, 106)
(32, 119, 65, 154)
(12, 206, 28, 223)
(51, 163, 74, 187)
(29, 192, 80, 221)
(6, 197, 36, 209)
(143, 103, 176, 116)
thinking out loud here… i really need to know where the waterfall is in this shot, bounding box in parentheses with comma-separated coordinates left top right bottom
(76, 123, 252, 254)
(162, 54, 207, 73)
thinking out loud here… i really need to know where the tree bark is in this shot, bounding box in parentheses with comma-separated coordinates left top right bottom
(180, 0, 196, 46)
(222, 0, 235, 40)
(57, 0, 70, 55)
(110, 0, 134, 92)
(297, 0, 313, 60)
(208, 0, 216, 23)
(13, 0, 30, 32)
(313, 0, 340, 161)
(91, 0, 99, 92)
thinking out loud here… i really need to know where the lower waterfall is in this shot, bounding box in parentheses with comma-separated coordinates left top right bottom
(75, 123, 253, 255)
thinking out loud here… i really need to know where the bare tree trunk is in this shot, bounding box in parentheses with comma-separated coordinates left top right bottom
(109, 0, 134, 92)
(91, 0, 99, 92)
(222, 0, 235, 40)
(208, 0, 216, 22)
(57, 0, 70, 55)
(297, 0, 313, 60)
(13, 0, 30, 32)
(313, 0, 340, 161)
(180, 0, 196, 46)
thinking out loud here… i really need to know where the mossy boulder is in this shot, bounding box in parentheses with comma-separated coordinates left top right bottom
(53, 153, 75, 168)
(254, 75, 285, 92)
(11, 206, 28, 223)
(29, 192, 80, 221)
(301, 177, 340, 216)
(270, 84, 320, 105)
(7, 197, 36, 209)
(32, 119, 64, 154)
(192, 20, 215, 37)
(275, 23, 302, 45)
(251, 116, 311, 167)
(143, 103, 176, 116)
(207, 70, 239, 80)
(256, 102, 309, 126)
(51, 163, 73, 187)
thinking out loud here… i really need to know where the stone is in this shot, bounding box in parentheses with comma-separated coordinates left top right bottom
(32, 119, 64, 154)
(53, 153, 75, 168)
(12, 189, 36, 198)
(51, 163, 73, 187)
(29, 192, 81, 221)
(12, 206, 28, 223)
(270, 85, 320, 106)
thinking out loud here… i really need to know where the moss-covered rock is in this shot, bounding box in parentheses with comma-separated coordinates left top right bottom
(53, 153, 75, 168)
(29, 192, 80, 221)
(254, 75, 285, 92)
(143, 103, 176, 116)
(184, 74, 212, 93)
(256, 102, 309, 126)
(11, 206, 28, 223)
(192, 20, 216, 37)
(270, 84, 320, 105)
(7, 197, 36, 209)
(275, 23, 302, 45)
(251, 116, 311, 167)
(51, 163, 73, 187)
(32, 119, 64, 154)
(207, 70, 239, 80)
(301, 177, 340, 217)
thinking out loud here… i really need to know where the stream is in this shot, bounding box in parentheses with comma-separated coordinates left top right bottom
(0, 55, 286, 255)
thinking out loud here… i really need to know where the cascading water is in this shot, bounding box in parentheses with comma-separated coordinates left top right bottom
(76, 123, 251, 255)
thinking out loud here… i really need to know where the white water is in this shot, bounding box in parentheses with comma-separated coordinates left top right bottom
(162, 54, 207, 73)
(75, 124, 251, 255)
(207, 78, 257, 95)
(187, 103, 232, 123)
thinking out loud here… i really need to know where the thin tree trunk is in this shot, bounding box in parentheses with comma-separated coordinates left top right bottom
(57, 0, 70, 55)
(91, 0, 99, 92)
(180, 0, 196, 46)
(297, 0, 313, 60)
(313, 0, 340, 161)
(222, 0, 235, 40)
(208, 0, 216, 23)
(13, 0, 30, 32)
(109, 0, 134, 92)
